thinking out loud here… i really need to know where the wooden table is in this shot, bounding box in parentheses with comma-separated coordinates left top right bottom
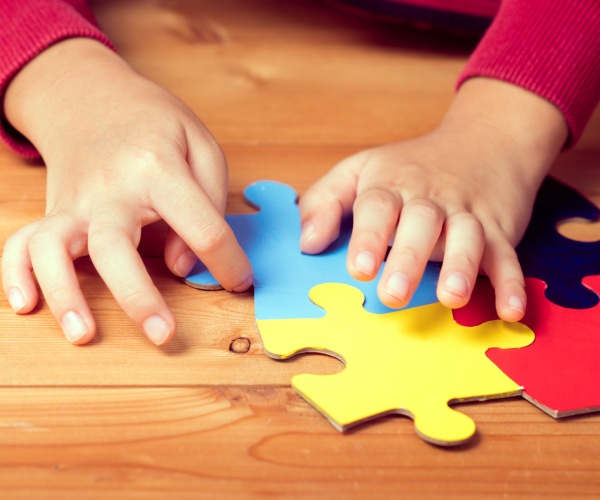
(1, 1, 600, 497)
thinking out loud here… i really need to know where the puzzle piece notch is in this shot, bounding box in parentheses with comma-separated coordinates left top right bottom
(186, 180, 440, 319)
(258, 283, 534, 446)
(517, 176, 600, 309)
(557, 217, 600, 243)
(454, 275, 600, 417)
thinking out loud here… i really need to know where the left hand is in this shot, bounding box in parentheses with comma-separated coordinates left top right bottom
(298, 78, 568, 322)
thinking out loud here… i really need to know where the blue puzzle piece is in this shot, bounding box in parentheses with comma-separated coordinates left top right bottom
(517, 176, 600, 309)
(185, 181, 440, 319)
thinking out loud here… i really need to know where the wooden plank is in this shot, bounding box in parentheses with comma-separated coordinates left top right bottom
(0, 387, 598, 498)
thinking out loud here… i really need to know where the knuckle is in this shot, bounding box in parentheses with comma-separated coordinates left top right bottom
(449, 252, 481, 273)
(447, 211, 483, 233)
(355, 186, 398, 214)
(130, 147, 172, 181)
(87, 225, 119, 258)
(481, 211, 523, 247)
(404, 199, 444, 224)
(505, 276, 526, 289)
(27, 228, 56, 257)
(203, 139, 227, 167)
(487, 229, 520, 260)
(397, 244, 427, 267)
(27, 213, 82, 256)
(41, 283, 73, 304)
(7, 221, 38, 241)
(3, 230, 28, 256)
(483, 241, 524, 285)
(304, 185, 344, 214)
(115, 281, 153, 316)
(132, 147, 163, 168)
(499, 224, 522, 246)
(193, 220, 230, 255)
(358, 228, 390, 252)
(501, 251, 522, 272)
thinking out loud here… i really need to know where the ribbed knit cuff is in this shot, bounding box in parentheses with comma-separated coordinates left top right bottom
(457, 0, 600, 149)
(0, 0, 113, 158)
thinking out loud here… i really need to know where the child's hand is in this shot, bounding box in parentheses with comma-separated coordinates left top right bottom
(299, 78, 568, 321)
(2, 39, 252, 345)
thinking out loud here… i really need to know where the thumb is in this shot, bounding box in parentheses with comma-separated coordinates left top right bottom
(298, 154, 363, 254)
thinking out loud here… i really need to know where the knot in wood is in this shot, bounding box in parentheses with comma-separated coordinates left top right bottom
(229, 337, 251, 354)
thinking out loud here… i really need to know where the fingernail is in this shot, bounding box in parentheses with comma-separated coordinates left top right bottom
(353, 250, 377, 276)
(173, 249, 197, 277)
(143, 315, 172, 346)
(444, 272, 469, 298)
(300, 221, 315, 250)
(61, 311, 89, 343)
(232, 273, 253, 293)
(8, 287, 26, 313)
(384, 272, 411, 302)
(508, 295, 525, 315)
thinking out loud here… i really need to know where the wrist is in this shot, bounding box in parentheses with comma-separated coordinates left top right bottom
(441, 77, 568, 189)
(4, 38, 132, 155)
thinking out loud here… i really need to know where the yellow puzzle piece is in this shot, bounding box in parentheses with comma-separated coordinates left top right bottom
(257, 283, 534, 446)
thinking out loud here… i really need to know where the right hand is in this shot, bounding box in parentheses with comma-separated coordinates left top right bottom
(2, 39, 252, 346)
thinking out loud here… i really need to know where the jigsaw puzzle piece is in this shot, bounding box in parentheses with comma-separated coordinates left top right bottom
(258, 283, 534, 446)
(517, 176, 600, 309)
(292, 370, 478, 445)
(454, 275, 600, 417)
(186, 181, 440, 319)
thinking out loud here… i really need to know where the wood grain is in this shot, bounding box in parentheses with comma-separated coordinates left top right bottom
(0, 388, 599, 498)
(1, 0, 600, 497)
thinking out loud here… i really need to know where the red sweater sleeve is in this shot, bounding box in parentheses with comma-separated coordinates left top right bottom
(0, 0, 113, 158)
(457, 0, 600, 149)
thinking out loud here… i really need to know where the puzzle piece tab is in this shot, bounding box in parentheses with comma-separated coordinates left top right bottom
(454, 276, 600, 417)
(185, 181, 440, 319)
(517, 176, 600, 309)
(257, 283, 534, 446)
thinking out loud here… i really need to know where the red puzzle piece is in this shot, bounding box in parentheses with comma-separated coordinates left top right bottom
(454, 276, 600, 417)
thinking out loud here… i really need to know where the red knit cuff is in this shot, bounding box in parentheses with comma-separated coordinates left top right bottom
(456, 0, 600, 149)
(0, 0, 114, 158)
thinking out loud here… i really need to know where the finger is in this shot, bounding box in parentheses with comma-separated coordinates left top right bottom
(347, 185, 401, 281)
(150, 166, 253, 293)
(88, 209, 176, 346)
(436, 212, 485, 309)
(298, 155, 361, 254)
(183, 123, 229, 212)
(480, 231, 526, 322)
(2, 223, 40, 314)
(28, 218, 96, 345)
(378, 199, 445, 308)
(164, 228, 197, 278)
